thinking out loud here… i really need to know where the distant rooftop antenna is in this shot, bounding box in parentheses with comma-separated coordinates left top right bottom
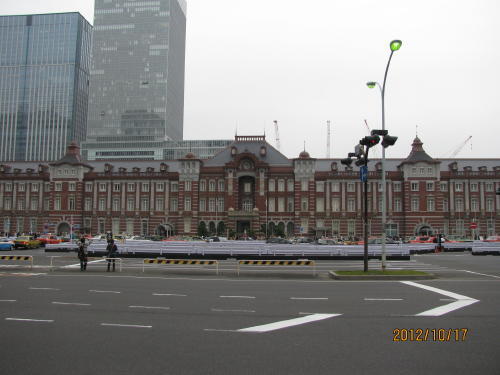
(273, 120, 281, 151)
(326, 120, 331, 158)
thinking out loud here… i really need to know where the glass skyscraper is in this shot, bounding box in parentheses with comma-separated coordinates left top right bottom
(86, 0, 187, 146)
(0, 13, 92, 161)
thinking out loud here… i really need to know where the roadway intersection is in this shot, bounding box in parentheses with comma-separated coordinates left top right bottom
(0, 252, 499, 374)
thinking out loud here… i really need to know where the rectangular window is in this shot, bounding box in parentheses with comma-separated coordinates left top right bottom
(199, 198, 206, 212)
(269, 179, 275, 192)
(199, 180, 206, 191)
(427, 197, 435, 211)
(470, 183, 478, 192)
(142, 183, 150, 192)
(185, 181, 192, 191)
(347, 220, 355, 236)
(301, 180, 308, 191)
(184, 197, 191, 211)
(332, 198, 340, 212)
(455, 198, 464, 212)
(471, 198, 479, 212)
(141, 198, 149, 211)
(287, 180, 294, 192)
(486, 198, 494, 212)
(127, 198, 135, 211)
(18, 183, 25, 192)
(55, 183, 62, 191)
(184, 217, 191, 233)
(411, 197, 419, 211)
(31, 183, 39, 192)
(208, 180, 215, 192)
(485, 182, 493, 192)
(419, 168, 425, 175)
(411, 182, 419, 191)
(113, 183, 120, 192)
(244, 182, 251, 193)
(55, 197, 61, 211)
(332, 220, 340, 236)
(170, 198, 178, 211)
(269, 198, 275, 212)
(455, 182, 463, 192)
(17, 199, 25, 210)
(85, 182, 93, 192)
(426, 182, 434, 191)
(44, 198, 50, 210)
(127, 183, 135, 192)
(442, 199, 449, 212)
(112, 198, 120, 211)
(99, 198, 105, 211)
(99, 183, 106, 192)
(126, 220, 134, 235)
(440, 182, 448, 192)
(218, 180, 225, 192)
(394, 198, 402, 212)
(4, 198, 12, 210)
(347, 183, 355, 192)
(5, 183, 12, 192)
(301, 197, 308, 211)
(69, 197, 75, 211)
(85, 198, 92, 211)
(347, 198, 355, 212)
(455, 220, 465, 236)
(112, 219, 120, 235)
(428, 167, 433, 174)
(208, 198, 215, 212)
(316, 181, 324, 192)
(30, 198, 38, 211)
(316, 197, 324, 212)
(156, 198, 164, 211)
(156, 182, 164, 192)
(217, 198, 224, 212)
(69, 183, 76, 192)
(487, 219, 495, 236)
(287, 197, 294, 212)
(29, 218, 37, 233)
(331, 182, 340, 192)
(98, 219, 105, 234)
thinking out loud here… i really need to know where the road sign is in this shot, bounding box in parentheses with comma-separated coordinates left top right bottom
(359, 165, 368, 182)
(470, 223, 477, 229)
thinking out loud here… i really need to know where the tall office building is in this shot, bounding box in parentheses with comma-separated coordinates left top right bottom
(0, 13, 92, 161)
(86, 0, 187, 148)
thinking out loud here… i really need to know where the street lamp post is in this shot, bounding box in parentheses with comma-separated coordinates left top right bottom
(366, 39, 402, 271)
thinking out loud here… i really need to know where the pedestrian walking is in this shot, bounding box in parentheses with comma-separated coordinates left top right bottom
(106, 239, 118, 272)
(78, 237, 88, 271)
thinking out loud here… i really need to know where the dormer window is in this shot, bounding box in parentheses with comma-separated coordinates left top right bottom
(119, 167, 127, 173)
(146, 167, 154, 173)
(132, 167, 140, 173)
(260, 146, 266, 156)
(160, 163, 168, 172)
(331, 162, 337, 171)
(231, 147, 237, 156)
(104, 163, 113, 173)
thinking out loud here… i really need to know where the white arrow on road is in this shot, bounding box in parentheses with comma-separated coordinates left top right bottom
(401, 281, 479, 316)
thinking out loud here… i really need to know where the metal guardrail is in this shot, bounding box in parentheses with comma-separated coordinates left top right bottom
(237, 259, 316, 276)
(0, 255, 33, 269)
(142, 258, 219, 275)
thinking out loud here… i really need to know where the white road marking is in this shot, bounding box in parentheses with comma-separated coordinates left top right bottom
(290, 297, 328, 300)
(458, 270, 500, 279)
(52, 302, 91, 306)
(219, 295, 255, 299)
(101, 323, 152, 328)
(211, 308, 256, 313)
(89, 290, 121, 294)
(204, 328, 238, 333)
(0, 299, 16, 302)
(364, 298, 403, 301)
(29, 287, 60, 290)
(401, 281, 479, 316)
(64, 259, 106, 269)
(152, 293, 186, 297)
(129, 306, 170, 310)
(238, 313, 341, 333)
(6, 318, 54, 323)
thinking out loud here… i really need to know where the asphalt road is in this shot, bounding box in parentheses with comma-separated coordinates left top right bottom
(0, 252, 499, 374)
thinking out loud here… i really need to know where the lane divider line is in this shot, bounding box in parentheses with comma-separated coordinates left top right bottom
(152, 293, 186, 297)
(89, 290, 121, 294)
(219, 295, 256, 299)
(211, 308, 256, 313)
(238, 313, 341, 333)
(458, 270, 500, 279)
(52, 302, 91, 306)
(0, 299, 16, 302)
(129, 306, 170, 310)
(364, 298, 403, 301)
(101, 323, 152, 328)
(6, 318, 54, 323)
(401, 281, 479, 316)
(290, 297, 328, 300)
(29, 287, 60, 290)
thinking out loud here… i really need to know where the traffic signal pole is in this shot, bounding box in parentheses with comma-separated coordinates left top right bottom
(363, 149, 369, 272)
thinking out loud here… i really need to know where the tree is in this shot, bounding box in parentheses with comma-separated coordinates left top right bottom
(197, 222, 208, 237)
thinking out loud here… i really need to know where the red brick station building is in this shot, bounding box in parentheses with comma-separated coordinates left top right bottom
(0, 135, 499, 239)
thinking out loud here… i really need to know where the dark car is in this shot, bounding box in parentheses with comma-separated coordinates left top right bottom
(266, 238, 292, 244)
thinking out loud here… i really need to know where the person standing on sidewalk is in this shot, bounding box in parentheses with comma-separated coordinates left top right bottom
(106, 239, 118, 272)
(78, 237, 88, 271)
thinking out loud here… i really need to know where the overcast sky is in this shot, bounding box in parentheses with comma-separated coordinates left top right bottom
(2, 0, 499, 159)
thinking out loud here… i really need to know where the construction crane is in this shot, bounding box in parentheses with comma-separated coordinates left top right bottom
(326, 120, 331, 158)
(442, 136, 472, 158)
(273, 120, 281, 151)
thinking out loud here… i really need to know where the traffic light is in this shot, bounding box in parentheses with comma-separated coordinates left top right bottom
(381, 135, 398, 148)
(340, 158, 353, 166)
(360, 135, 380, 148)
(371, 129, 388, 136)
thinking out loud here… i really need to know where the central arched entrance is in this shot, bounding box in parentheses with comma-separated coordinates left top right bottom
(156, 223, 174, 237)
(415, 224, 433, 236)
(56, 222, 71, 236)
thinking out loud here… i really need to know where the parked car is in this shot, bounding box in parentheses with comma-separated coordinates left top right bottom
(408, 236, 444, 244)
(0, 238, 14, 251)
(266, 237, 292, 244)
(483, 235, 500, 242)
(13, 236, 41, 249)
(38, 235, 62, 247)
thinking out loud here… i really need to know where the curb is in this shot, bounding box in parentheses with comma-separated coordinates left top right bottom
(328, 271, 436, 280)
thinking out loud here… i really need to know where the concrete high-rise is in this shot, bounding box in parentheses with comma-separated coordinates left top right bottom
(86, 0, 187, 147)
(0, 13, 92, 161)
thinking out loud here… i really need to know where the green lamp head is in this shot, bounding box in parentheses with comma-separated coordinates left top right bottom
(390, 40, 402, 51)
(366, 82, 377, 89)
